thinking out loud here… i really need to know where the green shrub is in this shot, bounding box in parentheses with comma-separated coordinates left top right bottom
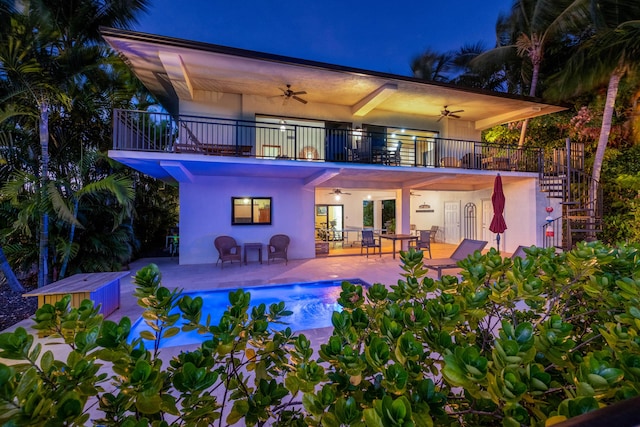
(1, 241, 640, 426)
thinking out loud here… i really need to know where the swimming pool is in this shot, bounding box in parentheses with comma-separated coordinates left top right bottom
(129, 278, 369, 348)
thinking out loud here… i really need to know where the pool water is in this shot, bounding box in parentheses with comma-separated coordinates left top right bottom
(129, 278, 369, 348)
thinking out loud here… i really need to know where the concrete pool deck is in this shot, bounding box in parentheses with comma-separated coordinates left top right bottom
(2, 244, 461, 358)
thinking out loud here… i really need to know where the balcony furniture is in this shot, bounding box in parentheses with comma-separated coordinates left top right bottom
(461, 152, 482, 169)
(24, 271, 129, 317)
(379, 234, 419, 259)
(243, 242, 263, 265)
(423, 239, 488, 279)
(440, 156, 461, 168)
(214, 236, 242, 268)
(361, 230, 382, 257)
(176, 123, 253, 156)
(408, 230, 432, 258)
(482, 156, 510, 170)
(268, 234, 290, 264)
(385, 142, 402, 166)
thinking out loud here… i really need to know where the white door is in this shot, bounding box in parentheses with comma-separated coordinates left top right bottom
(444, 201, 461, 243)
(482, 199, 493, 244)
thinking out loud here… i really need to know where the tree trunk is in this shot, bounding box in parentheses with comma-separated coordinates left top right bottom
(518, 60, 541, 147)
(59, 198, 79, 279)
(0, 246, 25, 292)
(38, 101, 49, 288)
(592, 70, 622, 188)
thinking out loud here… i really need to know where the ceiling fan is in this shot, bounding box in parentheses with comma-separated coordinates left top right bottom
(437, 105, 464, 122)
(410, 191, 422, 197)
(329, 189, 351, 196)
(278, 84, 308, 104)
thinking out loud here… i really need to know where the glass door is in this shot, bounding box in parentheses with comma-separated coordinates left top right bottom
(315, 204, 344, 242)
(382, 199, 396, 234)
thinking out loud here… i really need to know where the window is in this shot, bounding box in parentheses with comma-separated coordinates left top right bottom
(232, 197, 272, 225)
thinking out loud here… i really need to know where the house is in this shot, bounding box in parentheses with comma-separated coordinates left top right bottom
(101, 27, 574, 265)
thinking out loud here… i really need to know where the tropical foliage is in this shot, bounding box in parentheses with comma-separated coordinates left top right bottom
(0, 0, 180, 285)
(2, 244, 640, 425)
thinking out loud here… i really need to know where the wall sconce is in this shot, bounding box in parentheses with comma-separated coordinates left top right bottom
(279, 119, 287, 132)
(352, 128, 363, 138)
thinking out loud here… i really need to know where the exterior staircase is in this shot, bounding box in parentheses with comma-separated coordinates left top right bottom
(539, 139, 602, 251)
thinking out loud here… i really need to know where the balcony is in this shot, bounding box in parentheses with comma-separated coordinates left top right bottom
(113, 110, 542, 173)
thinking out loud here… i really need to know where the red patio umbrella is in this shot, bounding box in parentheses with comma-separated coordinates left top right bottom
(489, 173, 507, 253)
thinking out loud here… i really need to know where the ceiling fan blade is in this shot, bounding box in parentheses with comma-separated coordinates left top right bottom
(437, 116, 444, 122)
(292, 96, 308, 104)
(450, 109, 464, 114)
(450, 114, 460, 119)
(292, 90, 307, 95)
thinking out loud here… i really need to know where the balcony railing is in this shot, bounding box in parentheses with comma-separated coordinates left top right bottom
(113, 109, 542, 172)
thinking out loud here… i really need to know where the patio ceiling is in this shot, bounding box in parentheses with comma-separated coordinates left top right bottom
(101, 28, 566, 130)
(109, 151, 533, 193)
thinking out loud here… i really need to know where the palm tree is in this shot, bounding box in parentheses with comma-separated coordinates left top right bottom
(410, 48, 454, 82)
(1, 0, 149, 287)
(473, 0, 591, 145)
(448, 42, 508, 91)
(548, 17, 640, 193)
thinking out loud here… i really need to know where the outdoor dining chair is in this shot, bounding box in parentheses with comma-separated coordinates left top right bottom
(214, 236, 241, 269)
(409, 230, 432, 258)
(360, 229, 381, 257)
(268, 234, 290, 265)
(423, 238, 488, 278)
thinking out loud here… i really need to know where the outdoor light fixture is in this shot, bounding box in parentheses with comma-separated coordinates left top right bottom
(279, 120, 286, 132)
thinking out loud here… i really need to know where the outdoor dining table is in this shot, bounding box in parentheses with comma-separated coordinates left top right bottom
(379, 234, 419, 259)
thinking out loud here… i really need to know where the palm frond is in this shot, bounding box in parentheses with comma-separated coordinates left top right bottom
(75, 174, 134, 209)
(46, 181, 83, 228)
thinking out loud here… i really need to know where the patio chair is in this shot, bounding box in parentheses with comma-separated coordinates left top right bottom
(409, 230, 432, 258)
(268, 234, 290, 265)
(429, 225, 439, 242)
(360, 229, 381, 257)
(214, 236, 241, 269)
(423, 238, 488, 278)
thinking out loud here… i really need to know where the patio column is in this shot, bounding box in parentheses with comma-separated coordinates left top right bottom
(398, 189, 411, 234)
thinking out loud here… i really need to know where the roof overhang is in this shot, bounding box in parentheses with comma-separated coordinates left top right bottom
(101, 27, 566, 129)
(109, 150, 535, 192)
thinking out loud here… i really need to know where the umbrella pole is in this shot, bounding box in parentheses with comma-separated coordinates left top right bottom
(496, 233, 501, 254)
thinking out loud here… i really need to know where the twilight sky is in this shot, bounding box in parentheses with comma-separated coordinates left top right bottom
(135, 0, 514, 76)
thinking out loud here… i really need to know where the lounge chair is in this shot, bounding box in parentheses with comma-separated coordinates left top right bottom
(511, 245, 528, 259)
(360, 229, 381, 257)
(214, 236, 241, 268)
(268, 234, 290, 264)
(423, 238, 488, 278)
(409, 230, 432, 258)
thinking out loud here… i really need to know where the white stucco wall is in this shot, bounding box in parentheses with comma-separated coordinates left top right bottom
(179, 175, 315, 265)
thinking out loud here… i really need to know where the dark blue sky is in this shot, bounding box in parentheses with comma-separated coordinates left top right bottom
(135, 0, 513, 76)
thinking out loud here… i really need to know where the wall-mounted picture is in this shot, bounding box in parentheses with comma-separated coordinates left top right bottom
(316, 205, 327, 216)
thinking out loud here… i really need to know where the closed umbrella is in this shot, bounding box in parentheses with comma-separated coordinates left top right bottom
(489, 173, 507, 253)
